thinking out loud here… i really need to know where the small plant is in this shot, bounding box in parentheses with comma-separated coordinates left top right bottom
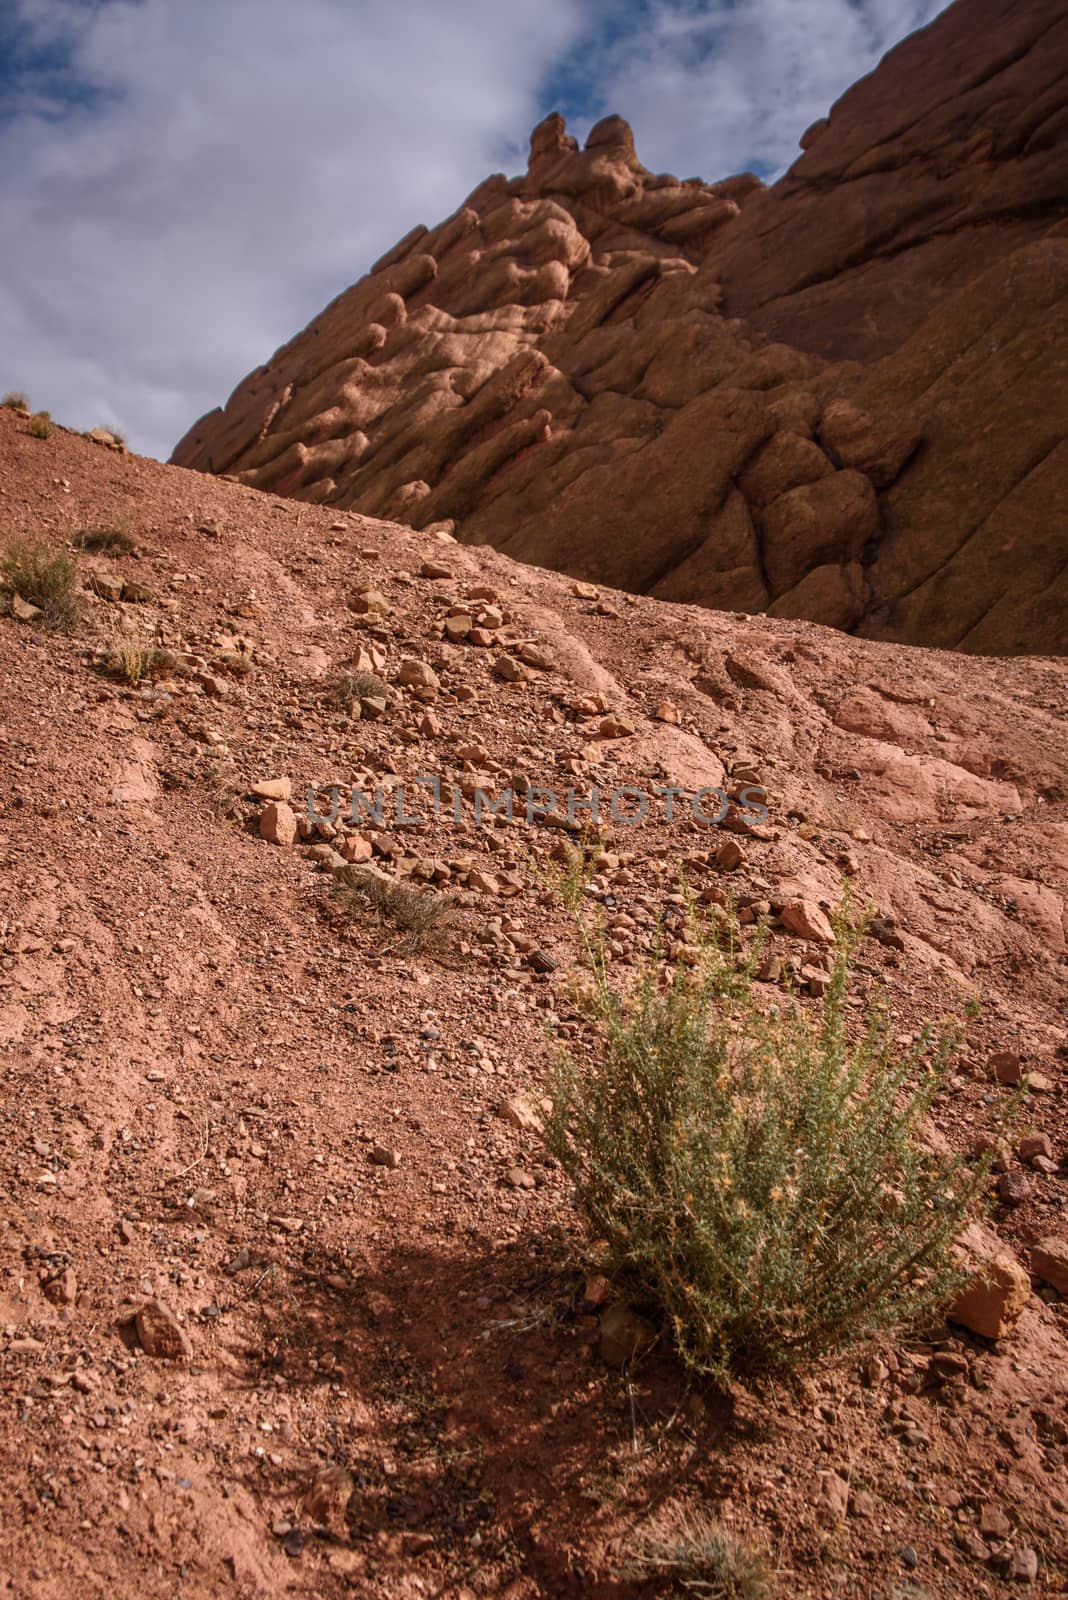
(336, 864, 458, 953)
(625, 1503, 776, 1598)
(104, 632, 159, 684)
(76, 522, 137, 555)
(2, 390, 30, 411)
(26, 412, 53, 439)
(334, 667, 389, 706)
(0, 535, 83, 630)
(545, 907, 998, 1381)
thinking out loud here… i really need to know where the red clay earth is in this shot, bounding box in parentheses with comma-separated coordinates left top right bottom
(172, 0, 1068, 658)
(1, 406, 1066, 1597)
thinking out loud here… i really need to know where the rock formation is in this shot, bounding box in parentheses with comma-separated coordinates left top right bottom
(172, 0, 1068, 655)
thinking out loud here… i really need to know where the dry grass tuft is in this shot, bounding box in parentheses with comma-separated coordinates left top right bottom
(2, 390, 30, 411)
(0, 535, 84, 630)
(625, 1503, 777, 1598)
(336, 866, 459, 954)
(26, 412, 53, 439)
(76, 522, 137, 556)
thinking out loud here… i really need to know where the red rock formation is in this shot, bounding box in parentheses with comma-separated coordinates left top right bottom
(172, 0, 1068, 655)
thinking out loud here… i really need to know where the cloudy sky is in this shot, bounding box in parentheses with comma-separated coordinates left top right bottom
(0, 0, 949, 461)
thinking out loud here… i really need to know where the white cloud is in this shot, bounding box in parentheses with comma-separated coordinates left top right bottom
(0, 0, 951, 460)
(583, 0, 952, 180)
(0, 0, 585, 458)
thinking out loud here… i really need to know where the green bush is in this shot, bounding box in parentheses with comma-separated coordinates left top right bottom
(545, 910, 993, 1380)
(0, 535, 84, 630)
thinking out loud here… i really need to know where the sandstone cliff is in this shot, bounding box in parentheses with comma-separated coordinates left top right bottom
(172, 0, 1068, 655)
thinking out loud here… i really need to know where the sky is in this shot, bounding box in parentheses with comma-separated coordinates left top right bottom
(0, 0, 950, 461)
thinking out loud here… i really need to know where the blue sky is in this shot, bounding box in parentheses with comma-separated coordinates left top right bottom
(0, 0, 949, 459)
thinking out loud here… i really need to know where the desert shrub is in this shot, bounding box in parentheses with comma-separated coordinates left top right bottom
(336, 864, 457, 953)
(103, 631, 159, 684)
(625, 1502, 776, 1598)
(545, 910, 994, 1380)
(26, 412, 53, 439)
(334, 667, 389, 705)
(76, 522, 137, 555)
(0, 535, 83, 630)
(2, 390, 30, 411)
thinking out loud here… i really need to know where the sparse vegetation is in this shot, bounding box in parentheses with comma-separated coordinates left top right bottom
(334, 667, 390, 706)
(625, 1503, 777, 1598)
(2, 390, 30, 411)
(26, 411, 53, 439)
(76, 522, 137, 555)
(0, 535, 84, 630)
(103, 630, 159, 684)
(545, 907, 995, 1380)
(336, 865, 458, 953)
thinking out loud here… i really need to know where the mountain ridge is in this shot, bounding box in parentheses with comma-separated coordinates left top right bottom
(172, 0, 1068, 654)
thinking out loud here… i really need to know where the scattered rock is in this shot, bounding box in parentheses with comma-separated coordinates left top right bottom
(496, 1094, 541, 1134)
(259, 801, 297, 847)
(947, 1223, 1030, 1339)
(780, 898, 835, 944)
(251, 777, 292, 801)
(1030, 1237, 1068, 1294)
(134, 1299, 193, 1360)
(303, 1465, 355, 1531)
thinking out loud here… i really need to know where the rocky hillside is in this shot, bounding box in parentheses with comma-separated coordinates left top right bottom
(3, 404, 1068, 1597)
(172, 0, 1068, 658)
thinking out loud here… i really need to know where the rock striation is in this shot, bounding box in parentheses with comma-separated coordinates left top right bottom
(172, 0, 1068, 655)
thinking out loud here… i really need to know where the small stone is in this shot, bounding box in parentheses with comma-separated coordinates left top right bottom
(1023, 1070, 1053, 1093)
(504, 1166, 536, 1190)
(715, 839, 747, 871)
(259, 801, 297, 847)
(780, 898, 836, 944)
(303, 1465, 355, 1531)
(990, 1051, 1022, 1085)
(996, 1170, 1032, 1206)
(1008, 1546, 1039, 1584)
(369, 1144, 401, 1169)
(579, 1274, 612, 1310)
(978, 1503, 1011, 1539)
(1030, 1236, 1068, 1293)
(397, 658, 439, 692)
(351, 588, 389, 616)
(526, 948, 558, 973)
(251, 778, 292, 801)
(948, 1222, 1030, 1338)
(340, 833, 373, 863)
(1019, 1132, 1053, 1163)
(89, 571, 124, 602)
(819, 1470, 850, 1519)
(496, 1094, 541, 1134)
(43, 1267, 77, 1307)
(597, 1302, 656, 1368)
(653, 700, 679, 724)
(11, 593, 43, 621)
(444, 613, 472, 641)
(492, 655, 527, 683)
(597, 713, 635, 739)
(518, 643, 554, 671)
(419, 560, 452, 579)
(134, 1299, 193, 1360)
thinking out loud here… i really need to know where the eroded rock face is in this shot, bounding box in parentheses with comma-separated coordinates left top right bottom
(172, 0, 1068, 655)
